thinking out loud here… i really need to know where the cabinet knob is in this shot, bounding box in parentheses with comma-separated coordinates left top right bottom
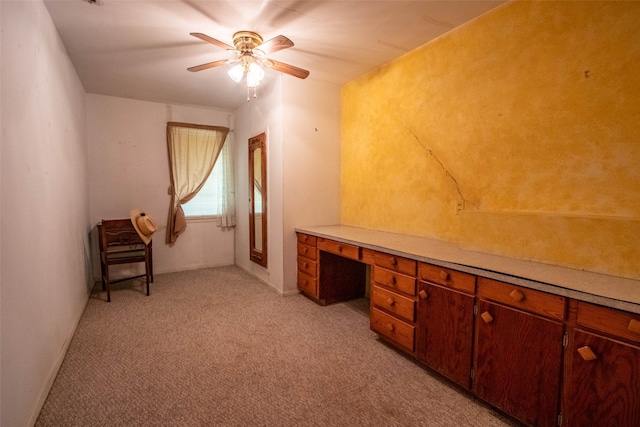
(303, 262, 308, 268)
(302, 248, 308, 255)
(419, 290, 428, 299)
(577, 346, 597, 361)
(389, 257, 398, 266)
(628, 319, 640, 335)
(480, 311, 494, 324)
(389, 276, 396, 285)
(439, 270, 449, 281)
(386, 323, 395, 332)
(386, 297, 395, 306)
(509, 289, 525, 302)
(337, 245, 342, 253)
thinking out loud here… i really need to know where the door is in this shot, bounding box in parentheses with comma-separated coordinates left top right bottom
(416, 281, 475, 389)
(567, 329, 640, 426)
(473, 300, 564, 427)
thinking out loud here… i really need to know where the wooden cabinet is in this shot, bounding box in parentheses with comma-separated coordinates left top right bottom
(296, 231, 640, 426)
(473, 278, 565, 427)
(370, 253, 417, 353)
(296, 233, 318, 299)
(297, 233, 367, 305)
(416, 263, 476, 389)
(564, 302, 640, 426)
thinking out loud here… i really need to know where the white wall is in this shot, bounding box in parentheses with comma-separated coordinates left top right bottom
(234, 75, 342, 296)
(234, 78, 284, 290)
(1, 2, 91, 426)
(86, 95, 235, 278)
(282, 78, 342, 294)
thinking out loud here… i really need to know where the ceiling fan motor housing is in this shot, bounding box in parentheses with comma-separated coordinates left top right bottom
(232, 31, 264, 53)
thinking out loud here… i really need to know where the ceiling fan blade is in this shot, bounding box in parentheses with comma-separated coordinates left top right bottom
(268, 59, 310, 79)
(190, 33, 234, 51)
(187, 59, 228, 72)
(256, 35, 294, 54)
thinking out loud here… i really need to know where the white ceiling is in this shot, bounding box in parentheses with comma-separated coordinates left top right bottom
(44, 0, 506, 111)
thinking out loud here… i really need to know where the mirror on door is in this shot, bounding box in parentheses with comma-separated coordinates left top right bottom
(249, 132, 267, 267)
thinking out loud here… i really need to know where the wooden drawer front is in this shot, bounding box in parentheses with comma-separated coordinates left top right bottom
(577, 301, 640, 344)
(297, 256, 317, 277)
(372, 285, 416, 322)
(373, 267, 416, 296)
(477, 277, 566, 321)
(297, 271, 317, 296)
(317, 238, 360, 261)
(371, 307, 415, 352)
(361, 247, 376, 265)
(297, 242, 317, 261)
(374, 252, 416, 276)
(418, 263, 476, 294)
(296, 233, 317, 247)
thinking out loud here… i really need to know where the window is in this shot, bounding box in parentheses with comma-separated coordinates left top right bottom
(166, 122, 235, 244)
(182, 156, 223, 217)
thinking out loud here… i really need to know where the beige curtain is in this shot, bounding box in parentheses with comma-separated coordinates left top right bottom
(166, 122, 229, 244)
(215, 135, 236, 228)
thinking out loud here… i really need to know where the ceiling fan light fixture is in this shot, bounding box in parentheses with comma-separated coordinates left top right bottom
(227, 64, 245, 83)
(246, 63, 265, 88)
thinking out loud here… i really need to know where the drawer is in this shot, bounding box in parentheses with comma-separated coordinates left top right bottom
(297, 242, 317, 261)
(371, 285, 416, 322)
(577, 301, 640, 344)
(418, 263, 476, 294)
(477, 277, 566, 321)
(373, 267, 416, 296)
(370, 307, 415, 352)
(361, 247, 376, 265)
(297, 256, 317, 277)
(374, 252, 416, 276)
(296, 233, 317, 247)
(297, 271, 317, 296)
(317, 238, 360, 261)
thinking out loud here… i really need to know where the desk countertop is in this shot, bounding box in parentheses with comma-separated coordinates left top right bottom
(296, 225, 640, 315)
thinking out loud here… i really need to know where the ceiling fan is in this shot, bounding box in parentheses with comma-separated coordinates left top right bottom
(187, 31, 310, 84)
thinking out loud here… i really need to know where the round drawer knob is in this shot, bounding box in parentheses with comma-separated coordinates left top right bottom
(386, 297, 395, 306)
(419, 290, 428, 299)
(386, 323, 395, 332)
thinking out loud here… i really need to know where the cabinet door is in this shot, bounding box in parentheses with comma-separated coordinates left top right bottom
(416, 282, 474, 389)
(473, 300, 563, 427)
(567, 329, 640, 427)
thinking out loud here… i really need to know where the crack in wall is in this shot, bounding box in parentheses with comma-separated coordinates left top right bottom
(404, 125, 479, 210)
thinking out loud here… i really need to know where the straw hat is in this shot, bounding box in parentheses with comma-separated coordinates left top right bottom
(130, 208, 157, 245)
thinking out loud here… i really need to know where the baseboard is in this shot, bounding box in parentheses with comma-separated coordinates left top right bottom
(235, 264, 287, 296)
(25, 296, 91, 427)
(91, 261, 235, 283)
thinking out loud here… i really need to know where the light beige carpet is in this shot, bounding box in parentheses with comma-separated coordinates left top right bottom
(36, 266, 520, 426)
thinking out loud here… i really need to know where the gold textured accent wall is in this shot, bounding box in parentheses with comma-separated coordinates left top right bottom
(341, 1, 640, 279)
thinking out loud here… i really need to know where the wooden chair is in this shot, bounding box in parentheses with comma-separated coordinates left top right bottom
(98, 219, 153, 302)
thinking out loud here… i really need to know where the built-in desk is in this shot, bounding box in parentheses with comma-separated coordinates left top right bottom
(296, 225, 640, 313)
(295, 225, 640, 427)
